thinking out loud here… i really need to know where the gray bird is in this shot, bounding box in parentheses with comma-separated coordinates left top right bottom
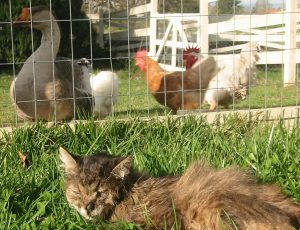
(10, 6, 93, 121)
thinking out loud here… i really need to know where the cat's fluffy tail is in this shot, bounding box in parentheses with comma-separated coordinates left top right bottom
(174, 162, 300, 230)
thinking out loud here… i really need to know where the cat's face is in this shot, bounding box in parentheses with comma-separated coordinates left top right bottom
(59, 147, 132, 220)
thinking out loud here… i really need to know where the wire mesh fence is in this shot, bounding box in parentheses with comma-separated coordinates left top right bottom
(0, 0, 300, 127)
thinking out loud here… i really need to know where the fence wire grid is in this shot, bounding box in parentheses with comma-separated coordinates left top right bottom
(0, 0, 300, 127)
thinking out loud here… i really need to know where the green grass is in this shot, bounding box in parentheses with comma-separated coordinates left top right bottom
(236, 68, 300, 109)
(0, 117, 300, 229)
(1, 66, 300, 126)
(0, 74, 16, 125)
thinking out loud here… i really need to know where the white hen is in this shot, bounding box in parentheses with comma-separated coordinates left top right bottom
(77, 58, 119, 119)
(90, 71, 119, 118)
(204, 42, 260, 110)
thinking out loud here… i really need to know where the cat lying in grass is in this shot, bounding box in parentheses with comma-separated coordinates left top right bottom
(60, 147, 300, 230)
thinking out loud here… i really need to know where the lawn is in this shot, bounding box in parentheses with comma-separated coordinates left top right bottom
(0, 117, 300, 229)
(1, 66, 300, 126)
(0, 74, 16, 125)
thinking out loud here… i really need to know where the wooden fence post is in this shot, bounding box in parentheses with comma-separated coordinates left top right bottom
(284, 0, 297, 87)
(149, 0, 158, 57)
(200, 0, 209, 55)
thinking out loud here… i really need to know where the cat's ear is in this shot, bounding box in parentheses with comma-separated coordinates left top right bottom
(59, 147, 77, 172)
(111, 156, 133, 180)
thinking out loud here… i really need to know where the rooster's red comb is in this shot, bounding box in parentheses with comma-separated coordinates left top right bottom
(135, 49, 148, 59)
(183, 45, 200, 60)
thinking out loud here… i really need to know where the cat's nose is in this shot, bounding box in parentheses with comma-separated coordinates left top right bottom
(86, 203, 95, 214)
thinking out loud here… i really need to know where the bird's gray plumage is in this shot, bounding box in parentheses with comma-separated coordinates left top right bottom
(11, 6, 93, 121)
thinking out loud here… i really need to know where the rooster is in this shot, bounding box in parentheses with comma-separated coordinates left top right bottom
(135, 49, 217, 114)
(183, 43, 260, 110)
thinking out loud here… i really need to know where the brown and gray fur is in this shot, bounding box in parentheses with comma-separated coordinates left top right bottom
(60, 148, 300, 230)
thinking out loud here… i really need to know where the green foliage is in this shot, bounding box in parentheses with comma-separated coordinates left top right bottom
(252, 0, 274, 14)
(158, 0, 200, 13)
(217, 0, 242, 15)
(0, 0, 102, 65)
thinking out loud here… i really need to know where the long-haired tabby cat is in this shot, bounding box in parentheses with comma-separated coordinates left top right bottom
(60, 147, 300, 230)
